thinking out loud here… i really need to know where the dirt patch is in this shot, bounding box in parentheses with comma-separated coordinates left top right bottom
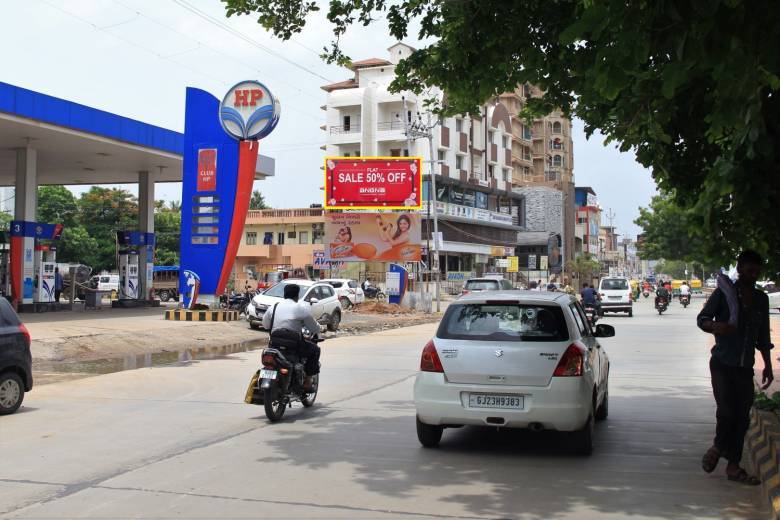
(351, 302, 416, 315)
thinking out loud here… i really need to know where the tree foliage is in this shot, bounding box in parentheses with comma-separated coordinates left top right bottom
(634, 194, 706, 262)
(223, 0, 780, 276)
(566, 253, 601, 284)
(249, 190, 269, 210)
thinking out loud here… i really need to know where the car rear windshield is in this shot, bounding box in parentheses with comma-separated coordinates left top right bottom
(464, 280, 500, 291)
(437, 303, 569, 342)
(601, 279, 629, 290)
(325, 281, 343, 288)
(264, 283, 307, 299)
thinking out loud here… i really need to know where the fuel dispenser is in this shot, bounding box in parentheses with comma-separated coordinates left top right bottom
(118, 250, 139, 300)
(9, 220, 63, 312)
(34, 245, 57, 304)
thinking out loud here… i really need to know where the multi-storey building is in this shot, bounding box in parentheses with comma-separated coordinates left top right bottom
(322, 43, 525, 275)
(574, 186, 601, 257)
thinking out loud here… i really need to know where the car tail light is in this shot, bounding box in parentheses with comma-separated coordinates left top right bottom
(461, 289, 470, 296)
(553, 343, 585, 377)
(19, 323, 30, 345)
(261, 352, 276, 367)
(420, 340, 444, 373)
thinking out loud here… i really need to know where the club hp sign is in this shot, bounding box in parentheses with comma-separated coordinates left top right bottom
(219, 80, 280, 141)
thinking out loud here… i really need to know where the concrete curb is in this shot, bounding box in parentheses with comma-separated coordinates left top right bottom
(164, 309, 240, 321)
(747, 407, 780, 518)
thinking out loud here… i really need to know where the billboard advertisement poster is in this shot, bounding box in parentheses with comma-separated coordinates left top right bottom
(547, 234, 562, 273)
(540, 255, 549, 270)
(325, 213, 422, 262)
(507, 256, 519, 273)
(324, 157, 423, 209)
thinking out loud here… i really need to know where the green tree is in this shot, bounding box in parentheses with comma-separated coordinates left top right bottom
(57, 226, 101, 268)
(634, 194, 705, 262)
(223, 0, 780, 276)
(37, 186, 78, 227)
(77, 187, 138, 272)
(249, 190, 269, 210)
(154, 208, 181, 266)
(566, 253, 601, 286)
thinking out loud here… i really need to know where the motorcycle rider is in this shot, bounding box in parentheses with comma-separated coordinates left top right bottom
(680, 281, 691, 302)
(580, 283, 601, 314)
(261, 283, 321, 390)
(656, 283, 671, 308)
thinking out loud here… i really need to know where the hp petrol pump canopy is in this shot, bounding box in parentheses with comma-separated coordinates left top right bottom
(325, 157, 422, 209)
(324, 213, 422, 262)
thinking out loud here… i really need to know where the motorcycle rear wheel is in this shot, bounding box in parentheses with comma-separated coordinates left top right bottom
(301, 375, 319, 408)
(264, 397, 287, 422)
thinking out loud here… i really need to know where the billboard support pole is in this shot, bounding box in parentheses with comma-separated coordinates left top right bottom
(425, 112, 441, 313)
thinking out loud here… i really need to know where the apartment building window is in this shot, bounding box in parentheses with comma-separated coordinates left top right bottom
(456, 155, 463, 170)
(299, 231, 309, 244)
(488, 130, 495, 144)
(552, 155, 563, 167)
(277, 232, 285, 245)
(551, 138, 563, 150)
(263, 232, 273, 244)
(344, 152, 350, 157)
(343, 115, 351, 131)
(502, 168, 510, 182)
(407, 110, 413, 122)
(488, 164, 495, 178)
(552, 121, 562, 134)
(502, 135, 508, 148)
(438, 150, 446, 162)
(245, 232, 257, 245)
(456, 118, 463, 132)
(313, 226, 324, 244)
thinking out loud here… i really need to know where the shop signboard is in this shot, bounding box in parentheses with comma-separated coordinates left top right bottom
(324, 212, 422, 262)
(490, 246, 505, 257)
(528, 254, 537, 270)
(313, 250, 345, 269)
(446, 271, 471, 282)
(496, 258, 510, 268)
(324, 157, 422, 209)
(507, 256, 519, 272)
(540, 255, 549, 270)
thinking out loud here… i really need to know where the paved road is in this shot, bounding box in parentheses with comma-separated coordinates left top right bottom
(0, 296, 767, 518)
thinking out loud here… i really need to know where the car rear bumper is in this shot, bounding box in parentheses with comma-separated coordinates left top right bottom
(601, 301, 631, 310)
(414, 372, 592, 431)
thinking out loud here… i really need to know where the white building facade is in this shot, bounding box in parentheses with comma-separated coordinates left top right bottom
(322, 43, 526, 277)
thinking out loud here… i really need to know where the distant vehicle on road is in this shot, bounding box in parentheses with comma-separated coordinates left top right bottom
(705, 278, 717, 289)
(321, 279, 364, 308)
(0, 298, 32, 415)
(758, 282, 780, 312)
(461, 277, 515, 296)
(246, 279, 341, 332)
(153, 266, 179, 302)
(598, 277, 633, 317)
(414, 291, 613, 455)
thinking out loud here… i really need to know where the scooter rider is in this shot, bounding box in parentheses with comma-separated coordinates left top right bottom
(656, 284, 671, 307)
(580, 283, 601, 314)
(262, 283, 321, 390)
(680, 281, 691, 301)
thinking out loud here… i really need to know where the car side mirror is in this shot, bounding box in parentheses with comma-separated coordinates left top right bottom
(309, 298, 319, 305)
(594, 324, 615, 338)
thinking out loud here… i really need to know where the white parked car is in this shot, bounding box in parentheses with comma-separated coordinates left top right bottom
(461, 277, 515, 297)
(321, 279, 365, 308)
(414, 291, 613, 455)
(598, 277, 633, 317)
(759, 282, 780, 312)
(246, 279, 342, 331)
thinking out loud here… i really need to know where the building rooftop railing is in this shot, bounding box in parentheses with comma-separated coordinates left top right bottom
(329, 124, 361, 134)
(246, 208, 324, 219)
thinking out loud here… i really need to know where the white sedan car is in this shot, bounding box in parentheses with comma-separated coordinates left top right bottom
(321, 278, 365, 308)
(246, 279, 342, 331)
(414, 291, 613, 455)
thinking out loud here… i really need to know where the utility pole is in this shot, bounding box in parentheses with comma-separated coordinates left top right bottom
(402, 96, 426, 302)
(404, 108, 442, 313)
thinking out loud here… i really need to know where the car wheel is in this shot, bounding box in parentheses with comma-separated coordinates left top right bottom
(572, 405, 594, 456)
(249, 321, 260, 330)
(339, 297, 352, 310)
(596, 384, 609, 421)
(327, 310, 341, 331)
(416, 416, 443, 448)
(0, 372, 24, 415)
(628, 308, 633, 317)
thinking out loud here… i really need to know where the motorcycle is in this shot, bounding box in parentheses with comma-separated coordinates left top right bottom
(362, 285, 386, 302)
(655, 296, 669, 315)
(680, 293, 691, 308)
(583, 303, 599, 327)
(222, 291, 253, 315)
(246, 329, 322, 422)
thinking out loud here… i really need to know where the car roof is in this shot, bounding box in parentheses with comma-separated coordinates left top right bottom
(465, 278, 504, 282)
(455, 290, 574, 305)
(281, 279, 315, 286)
(321, 278, 354, 283)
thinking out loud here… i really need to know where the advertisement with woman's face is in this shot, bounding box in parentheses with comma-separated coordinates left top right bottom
(325, 213, 422, 262)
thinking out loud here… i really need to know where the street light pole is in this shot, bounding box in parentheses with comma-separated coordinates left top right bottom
(425, 112, 441, 313)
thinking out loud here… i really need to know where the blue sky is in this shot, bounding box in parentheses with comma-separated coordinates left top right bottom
(1, 0, 655, 238)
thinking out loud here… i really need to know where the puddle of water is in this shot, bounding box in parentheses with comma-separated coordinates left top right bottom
(34, 339, 267, 377)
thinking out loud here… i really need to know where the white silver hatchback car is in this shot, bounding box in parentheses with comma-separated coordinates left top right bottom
(414, 291, 613, 455)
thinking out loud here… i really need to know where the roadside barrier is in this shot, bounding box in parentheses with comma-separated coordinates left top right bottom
(165, 309, 240, 322)
(747, 407, 780, 518)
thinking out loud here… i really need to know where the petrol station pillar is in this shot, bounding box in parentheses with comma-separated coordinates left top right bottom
(138, 170, 155, 301)
(12, 147, 37, 307)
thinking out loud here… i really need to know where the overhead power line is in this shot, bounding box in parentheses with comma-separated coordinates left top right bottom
(172, 0, 336, 84)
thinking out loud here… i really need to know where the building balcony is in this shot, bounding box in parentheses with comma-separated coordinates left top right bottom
(329, 124, 361, 135)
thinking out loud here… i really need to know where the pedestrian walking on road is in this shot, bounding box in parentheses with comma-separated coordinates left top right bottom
(698, 250, 774, 485)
